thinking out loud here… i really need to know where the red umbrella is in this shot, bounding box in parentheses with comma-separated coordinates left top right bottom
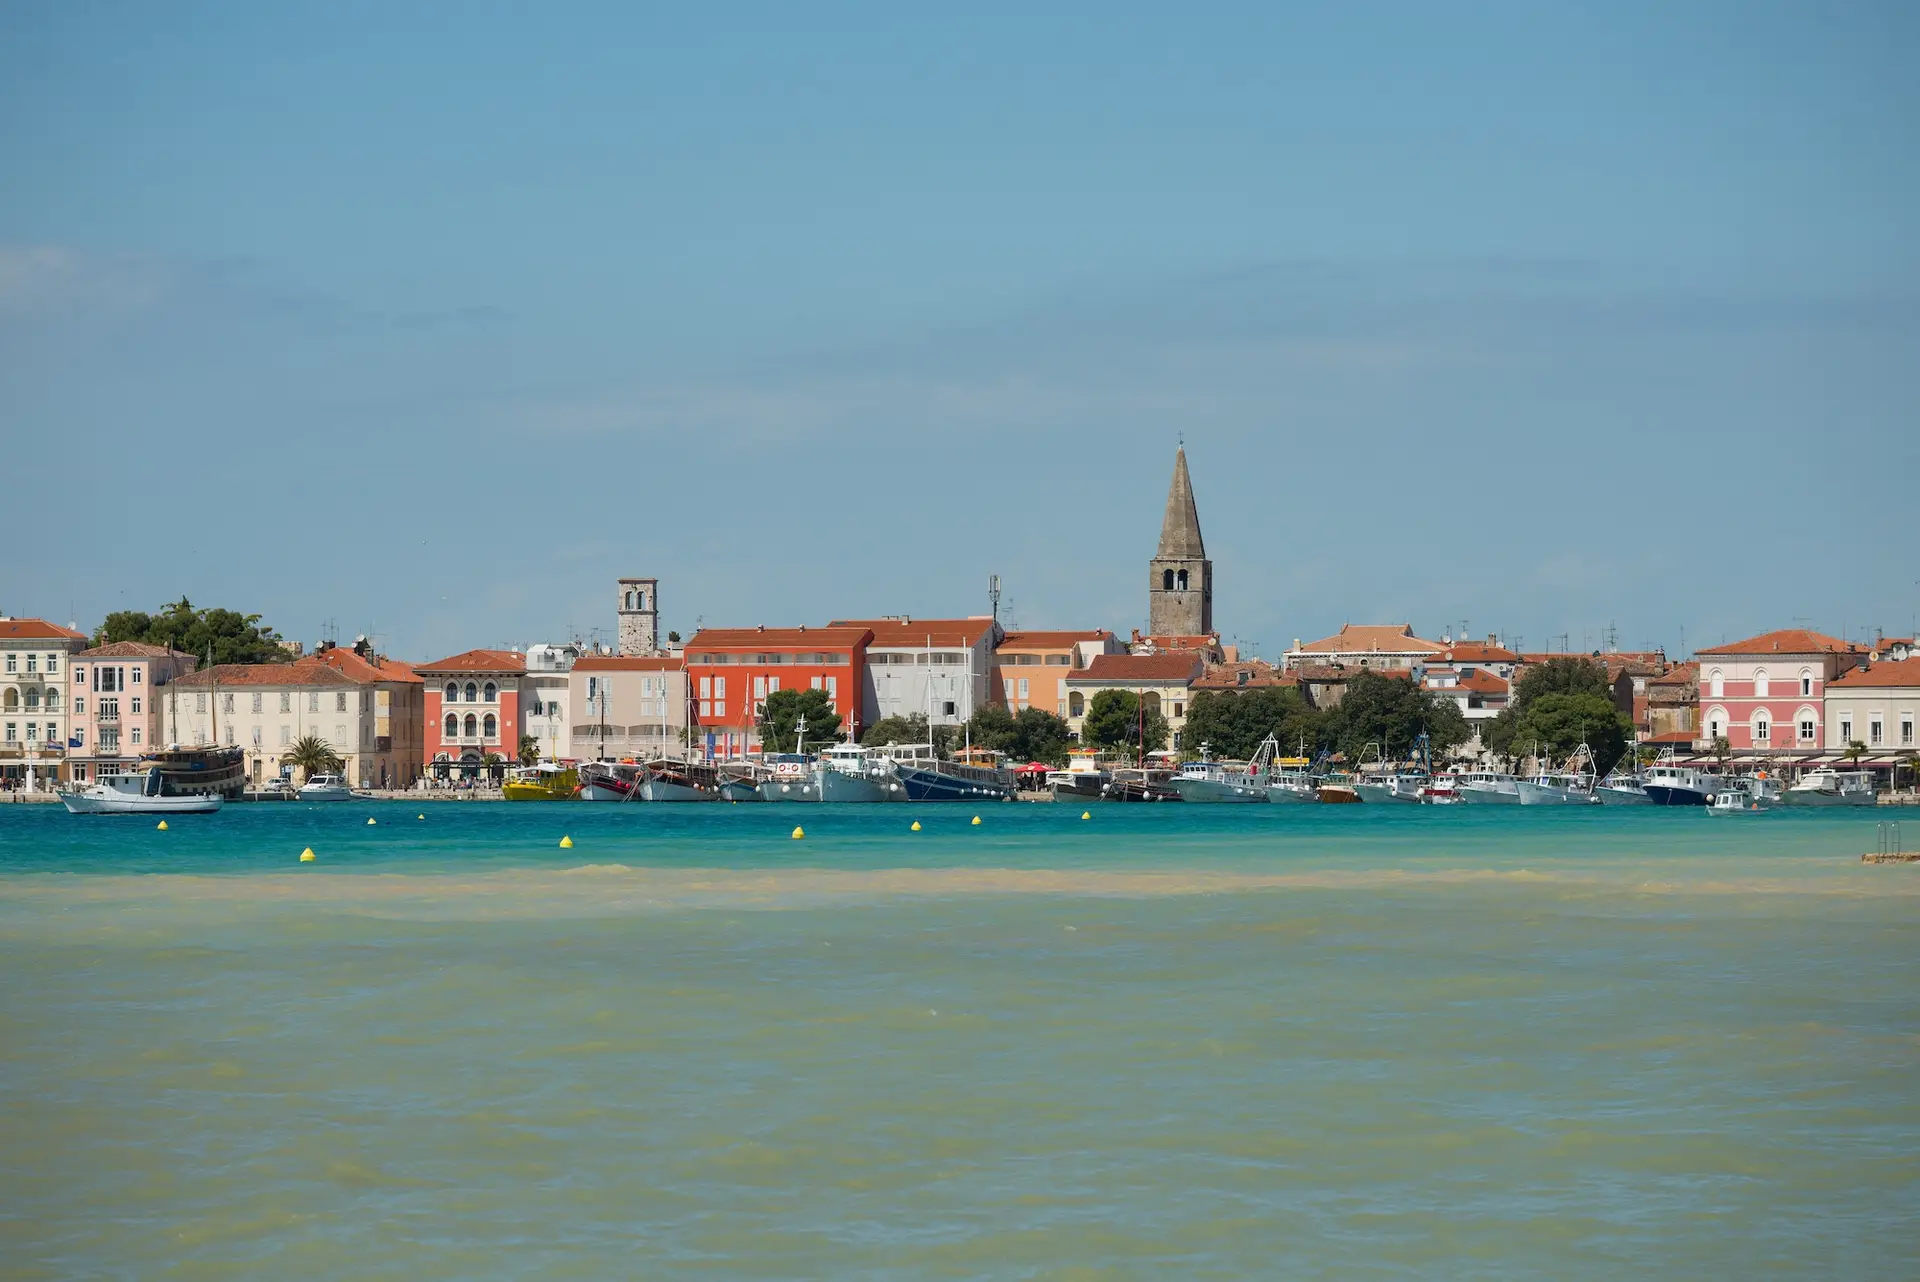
(1013, 761, 1052, 775)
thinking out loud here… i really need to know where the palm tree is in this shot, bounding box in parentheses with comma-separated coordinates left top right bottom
(1842, 739, 1868, 767)
(1711, 735, 1731, 771)
(286, 735, 342, 782)
(517, 734, 540, 766)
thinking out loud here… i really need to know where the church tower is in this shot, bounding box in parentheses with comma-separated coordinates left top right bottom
(616, 577, 659, 655)
(1147, 448, 1213, 637)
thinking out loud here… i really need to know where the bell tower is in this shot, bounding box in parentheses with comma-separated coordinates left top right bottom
(1147, 447, 1212, 636)
(616, 577, 659, 655)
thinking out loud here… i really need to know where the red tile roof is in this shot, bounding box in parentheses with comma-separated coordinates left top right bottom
(1433, 642, 1519, 663)
(1828, 657, 1920, 689)
(416, 648, 529, 674)
(1647, 661, 1700, 687)
(574, 655, 685, 672)
(75, 641, 194, 660)
(1193, 659, 1296, 690)
(176, 660, 353, 689)
(1696, 629, 1863, 656)
(1292, 624, 1444, 655)
(1071, 653, 1204, 683)
(686, 627, 873, 651)
(314, 646, 423, 684)
(995, 630, 1115, 650)
(830, 618, 995, 648)
(1448, 669, 1511, 695)
(0, 618, 88, 641)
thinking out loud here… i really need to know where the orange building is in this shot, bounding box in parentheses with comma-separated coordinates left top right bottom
(990, 630, 1124, 717)
(419, 648, 528, 779)
(682, 626, 873, 757)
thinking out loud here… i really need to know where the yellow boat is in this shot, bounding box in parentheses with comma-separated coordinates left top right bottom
(501, 762, 580, 801)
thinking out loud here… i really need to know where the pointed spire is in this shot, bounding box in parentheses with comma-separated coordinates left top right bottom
(1155, 447, 1206, 560)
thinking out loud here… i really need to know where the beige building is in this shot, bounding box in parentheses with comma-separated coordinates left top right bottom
(2, 617, 92, 786)
(172, 644, 425, 788)
(1282, 624, 1445, 673)
(1064, 652, 1204, 751)
(989, 630, 1125, 717)
(1823, 657, 1920, 767)
(569, 654, 689, 761)
(66, 642, 200, 783)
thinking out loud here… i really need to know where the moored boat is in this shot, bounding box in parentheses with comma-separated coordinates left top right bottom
(60, 768, 225, 815)
(880, 744, 1014, 802)
(1595, 763, 1653, 805)
(1455, 770, 1522, 804)
(1780, 768, 1878, 807)
(578, 760, 646, 801)
(1168, 736, 1276, 803)
(1316, 773, 1362, 804)
(1265, 756, 1319, 803)
(641, 758, 725, 802)
(1099, 767, 1183, 802)
(1047, 748, 1111, 802)
(1643, 755, 1724, 807)
(757, 753, 822, 802)
(297, 773, 358, 802)
(816, 743, 905, 802)
(502, 762, 580, 800)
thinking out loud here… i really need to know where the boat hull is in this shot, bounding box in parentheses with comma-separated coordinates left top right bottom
(502, 783, 574, 801)
(1169, 777, 1269, 803)
(820, 769, 903, 803)
(60, 790, 223, 815)
(1644, 785, 1712, 807)
(1098, 779, 1182, 802)
(1595, 785, 1653, 805)
(1265, 783, 1318, 803)
(1316, 786, 1361, 804)
(758, 776, 822, 802)
(1456, 785, 1521, 805)
(1351, 782, 1420, 804)
(641, 776, 718, 802)
(298, 788, 356, 803)
(1516, 781, 1594, 806)
(1779, 789, 1876, 807)
(894, 765, 1013, 802)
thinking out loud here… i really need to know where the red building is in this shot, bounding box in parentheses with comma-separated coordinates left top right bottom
(418, 648, 527, 778)
(1693, 629, 1867, 757)
(682, 626, 872, 757)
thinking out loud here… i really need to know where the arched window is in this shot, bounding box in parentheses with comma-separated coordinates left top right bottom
(463, 714, 477, 737)
(1, 689, 16, 710)
(1753, 669, 1769, 698)
(1161, 569, 1174, 591)
(483, 714, 497, 740)
(1069, 691, 1084, 717)
(483, 682, 497, 703)
(1753, 712, 1771, 745)
(625, 590, 635, 610)
(1796, 706, 1818, 743)
(1708, 669, 1724, 699)
(444, 713, 458, 737)
(445, 682, 458, 703)
(1142, 691, 1162, 714)
(1800, 669, 1813, 697)
(465, 682, 478, 703)
(25, 688, 39, 708)
(1706, 706, 1726, 740)
(1176, 569, 1189, 591)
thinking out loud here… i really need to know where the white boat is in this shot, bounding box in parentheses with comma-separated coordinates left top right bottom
(1454, 770, 1522, 804)
(1352, 771, 1428, 803)
(1168, 736, 1276, 803)
(1421, 775, 1461, 804)
(816, 743, 905, 802)
(1642, 752, 1724, 807)
(1516, 770, 1598, 805)
(1708, 781, 1777, 814)
(59, 769, 224, 815)
(1780, 768, 1878, 808)
(1047, 748, 1111, 802)
(578, 760, 646, 802)
(1595, 763, 1653, 805)
(756, 753, 821, 802)
(298, 773, 357, 802)
(1265, 757, 1319, 803)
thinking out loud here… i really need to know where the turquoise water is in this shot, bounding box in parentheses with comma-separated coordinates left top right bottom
(2, 802, 1916, 1278)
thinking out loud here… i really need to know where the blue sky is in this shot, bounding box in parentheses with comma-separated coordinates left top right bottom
(3, 1, 1915, 660)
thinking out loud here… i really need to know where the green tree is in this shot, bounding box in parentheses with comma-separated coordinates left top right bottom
(966, 704, 1075, 765)
(1841, 739, 1867, 766)
(666, 631, 681, 644)
(1507, 691, 1633, 777)
(1182, 687, 1325, 761)
(1325, 672, 1471, 764)
(97, 597, 292, 665)
(518, 733, 540, 766)
(1483, 657, 1614, 761)
(1713, 735, 1734, 770)
(286, 735, 342, 781)
(1082, 690, 1171, 756)
(759, 687, 843, 753)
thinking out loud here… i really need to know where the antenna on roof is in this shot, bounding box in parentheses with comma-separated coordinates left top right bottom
(989, 574, 1001, 629)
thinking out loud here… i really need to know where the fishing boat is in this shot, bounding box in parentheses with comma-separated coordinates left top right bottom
(1421, 775, 1461, 804)
(1169, 736, 1276, 803)
(815, 742, 905, 802)
(715, 762, 764, 802)
(1047, 748, 1111, 802)
(59, 767, 225, 814)
(757, 753, 822, 802)
(641, 758, 726, 802)
(1350, 739, 1429, 804)
(1265, 755, 1319, 803)
(1455, 769, 1522, 804)
(1780, 768, 1878, 807)
(578, 760, 646, 801)
(502, 761, 580, 800)
(1708, 781, 1777, 814)
(1516, 745, 1598, 805)
(1642, 752, 1724, 807)
(1595, 762, 1653, 805)
(1315, 773, 1362, 804)
(1100, 766, 1183, 802)
(297, 773, 358, 802)
(880, 743, 1015, 802)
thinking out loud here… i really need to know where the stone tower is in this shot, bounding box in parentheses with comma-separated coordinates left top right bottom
(616, 577, 659, 655)
(1147, 448, 1213, 636)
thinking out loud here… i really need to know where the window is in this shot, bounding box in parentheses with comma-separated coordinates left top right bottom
(754, 676, 767, 700)
(942, 701, 956, 717)
(465, 683, 478, 703)
(100, 667, 120, 692)
(130, 697, 141, 714)
(1753, 669, 1769, 698)
(46, 654, 58, 673)
(222, 693, 234, 714)
(252, 726, 262, 746)
(768, 676, 780, 694)
(24, 689, 37, 709)
(7, 722, 17, 742)
(1839, 717, 1853, 744)
(714, 676, 726, 698)
(1801, 671, 1813, 696)
(700, 701, 712, 717)
(336, 724, 347, 745)
(445, 714, 458, 737)
(279, 692, 291, 713)
(714, 701, 726, 718)
(812, 675, 822, 690)
(308, 693, 319, 713)
(252, 693, 262, 713)
(826, 676, 837, 701)
(45, 692, 58, 711)
(699, 676, 712, 698)
(25, 653, 36, 673)
(24, 722, 35, 741)
(3, 654, 12, 672)
(336, 692, 347, 713)
(74, 668, 85, 685)
(483, 683, 497, 703)
(280, 725, 291, 745)
(72, 727, 83, 747)
(130, 667, 140, 684)
(1018, 678, 1029, 701)
(464, 714, 478, 737)
(1799, 718, 1816, 743)
(1870, 717, 1884, 747)
(1753, 714, 1770, 745)
(195, 693, 207, 713)
(1176, 570, 1189, 591)
(1070, 692, 1085, 717)
(1903, 715, 1914, 747)
(1161, 569, 1174, 590)
(1708, 669, 1724, 699)
(130, 727, 141, 745)
(445, 682, 458, 703)
(74, 696, 84, 715)
(1174, 702, 1185, 717)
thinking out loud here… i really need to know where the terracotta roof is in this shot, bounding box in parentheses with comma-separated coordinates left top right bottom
(1071, 653, 1204, 684)
(1696, 629, 1863, 656)
(0, 618, 88, 641)
(1647, 662, 1700, 687)
(176, 659, 354, 689)
(1828, 657, 1920, 689)
(686, 627, 873, 651)
(74, 641, 194, 660)
(830, 618, 995, 648)
(416, 648, 529, 674)
(1433, 642, 1519, 663)
(574, 655, 685, 672)
(1292, 624, 1444, 655)
(1193, 659, 1296, 690)
(995, 630, 1115, 650)
(314, 646, 423, 684)
(1439, 669, 1510, 695)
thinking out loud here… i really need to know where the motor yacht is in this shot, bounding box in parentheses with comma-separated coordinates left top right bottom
(1047, 748, 1111, 802)
(501, 762, 580, 801)
(60, 768, 224, 815)
(1642, 751, 1724, 806)
(1780, 768, 1878, 808)
(297, 773, 358, 802)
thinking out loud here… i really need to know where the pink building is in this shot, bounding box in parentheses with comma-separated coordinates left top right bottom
(67, 642, 199, 782)
(1693, 629, 1866, 759)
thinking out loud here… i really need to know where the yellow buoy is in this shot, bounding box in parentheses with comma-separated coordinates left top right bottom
(559, 835, 573, 849)
(300, 847, 315, 862)
(367, 817, 377, 825)
(971, 815, 982, 826)
(156, 820, 168, 830)
(791, 826, 805, 840)
(910, 820, 922, 832)
(1082, 811, 1091, 820)
(417, 814, 425, 820)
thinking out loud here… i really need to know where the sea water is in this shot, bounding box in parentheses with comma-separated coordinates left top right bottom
(1, 802, 1915, 1278)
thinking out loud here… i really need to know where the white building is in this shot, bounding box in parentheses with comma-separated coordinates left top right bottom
(831, 617, 1000, 728)
(1823, 657, 1920, 773)
(522, 642, 581, 760)
(1, 617, 90, 787)
(1282, 624, 1446, 673)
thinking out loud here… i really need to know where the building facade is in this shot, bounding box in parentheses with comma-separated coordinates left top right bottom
(1064, 652, 1204, 751)
(419, 649, 528, 778)
(616, 577, 660, 656)
(1283, 625, 1445, 673)
(831, 617, 999, 729)
(569, 655, 690, 762)
(682, 626, 872, 756)
(1, 617, 90, 786)
(1694, 629, 1867, 757)
(990, 630, 1124, 717)
(1823, 657, 1920, 766)
(521, 642, 581, 760)
(64, 642, 199, 783)
(1147, 447, 1213, 637)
